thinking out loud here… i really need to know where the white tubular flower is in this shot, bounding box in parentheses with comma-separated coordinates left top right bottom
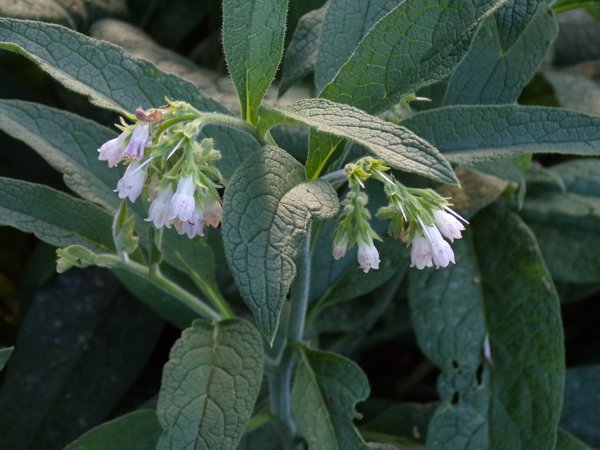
(332, 234, 349, 260)
(203, 198, 223, 228)
(410, 235, 433, 269)
(115, 161, 146, 202)
(147, 184, 174, 229)
(433, 209, 466, 242)
(168, 175, 196, 222)
(357, 235, 380, 273)
(423, 225, 455, 268)
(175, 207, 205, 239)
(98, 132, 127, 167)
(124, 123, 150, 159)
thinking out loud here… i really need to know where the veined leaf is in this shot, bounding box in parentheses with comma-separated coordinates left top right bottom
(495, 0, 546, 52)
(292, 346, 370, 450)
(409, 204, 564, 449)
(0, 18, 225, 115)
(222, 0, 288, 123)
(320, 0, 504, 114)
(0, 177, 114, 252)
(0, 269, 163, 450)
(279, 3, 327, 96)
(259, 99, 457, 184)
(0, 99, 120, 212)
(314, 0, 398, 92)
(222, 146, 339, 340)
(157, 319, 264, 450)
(403, 105, 600, 166)
(64, 410, 161, 450)
(443, 8, 557, 105)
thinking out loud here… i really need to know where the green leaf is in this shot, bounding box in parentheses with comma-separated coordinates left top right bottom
(0, 346, 13, 371)
(0, 99, 121, 212)
(521, 191, 600, 283)
(553, 0, 600, 13)
(556, 429, 595, 450)
(292, 346, 370, 450)
(0, 0, 128, 29)
(237, 422, 287, 450)
(222, 0, 288, 123)
(435, 166, 509, 219)
(222, 146, 339, 340)
(409, 204, 564, 449)
(320, 0, 504, 114)
(496, 0, 546, 51)
(554, 10, 600, 65)
(543, 70, 600, 115)
(0, 18, 225, 115)
(64, 410, 162, 450)
(0, 269, 163, 450)
(403, 105, 600, 167)
(560, 365, 600, 447)
(157, 319, 264, 450)
(279, 4, 327, 96)
(361, 403, 438, 447)
(260, 99, 457, 184)
(314, 0, 398, 92)
(0, 177, 114, 252)
(443, 9, 557, 105)
(112, 269, 198, 330)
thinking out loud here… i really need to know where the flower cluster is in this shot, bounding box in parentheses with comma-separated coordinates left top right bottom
(332, 187, 381, 273)
(332, 157, 467, 271)
(97, 102, 223, 239)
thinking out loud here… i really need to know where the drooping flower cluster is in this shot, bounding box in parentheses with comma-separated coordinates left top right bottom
(332, 187, 381, 273)
(97, 101, 223, 239)
(332, 157, 467, 271)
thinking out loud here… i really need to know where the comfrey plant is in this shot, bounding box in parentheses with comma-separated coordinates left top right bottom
(0, 0, 599, 449)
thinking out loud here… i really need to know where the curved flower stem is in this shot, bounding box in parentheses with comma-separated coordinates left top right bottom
(96, 254, 221, 321)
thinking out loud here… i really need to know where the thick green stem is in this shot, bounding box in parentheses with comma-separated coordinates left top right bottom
(192, 276, 235, 319)
(287, 226, 312, 342)
(268, 226, 312, 440)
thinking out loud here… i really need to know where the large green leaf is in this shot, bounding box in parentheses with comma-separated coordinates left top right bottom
(279, 3, 327, 96)
(157, 319, 264, 450)
(543, 70, 600, 115)
(560, 365, 600, 447)
(320, 0, 504, 114)
(0, 18, 225, 115)
(443, 8, 557, 105)
(403, 105, 600, 166)
(64, 410, 162, 450)
(222, 146, 339, 340)
(292, 346, 370, 450)
(409, 204, 564, 449)
(222, 0, 288, 123)
(259, 99, 457, 184)
(521, 191, 600, 283)
(0, 99, 120, 211)
(0, 177, 114, 252)
(0, 269, 163, 450)
(314, 0, 398, 92)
